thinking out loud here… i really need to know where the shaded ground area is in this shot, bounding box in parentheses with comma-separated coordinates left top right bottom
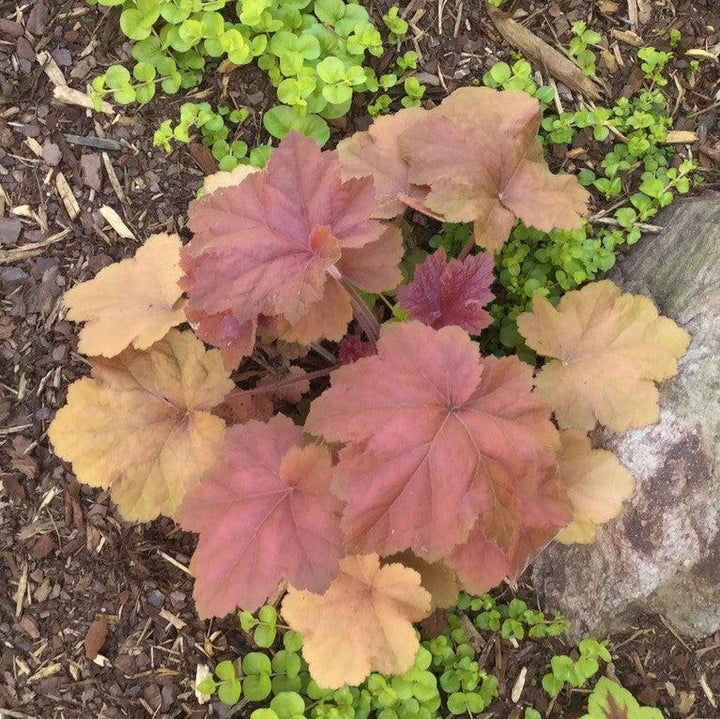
(1, 0, 719, 717)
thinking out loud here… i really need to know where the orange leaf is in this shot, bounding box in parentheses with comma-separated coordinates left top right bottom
(399, 87, 589, 252)
(64, 233, 186, 357)
(282, 554, 431, 688)
(385, 551, 459, 610)
(555, 430, 635, 544)
(517, 280, 691, 430)
(337, 107, 430, 219)
(48, 330, 233, 520)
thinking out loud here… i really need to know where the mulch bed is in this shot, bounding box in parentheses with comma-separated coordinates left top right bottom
(1, 0, 719, 717)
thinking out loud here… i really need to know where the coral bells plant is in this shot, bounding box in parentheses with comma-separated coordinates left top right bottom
(49, 87, 691, 688)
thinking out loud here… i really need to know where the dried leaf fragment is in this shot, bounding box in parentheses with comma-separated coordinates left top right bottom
(48, 330, 233, 521)
(281, 554, 431, 688)
(555, 431, 635, 544)
(64, 233, 186, 357)
(517, 280, 691, 431)
(176, 416, 343, 616)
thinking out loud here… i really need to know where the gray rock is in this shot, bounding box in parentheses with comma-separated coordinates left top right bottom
(532, 193, 720, 639)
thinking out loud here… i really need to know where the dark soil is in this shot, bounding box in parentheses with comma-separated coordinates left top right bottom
(1, 0, 719, 717)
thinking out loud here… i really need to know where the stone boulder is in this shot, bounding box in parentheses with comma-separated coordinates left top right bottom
(532, 193, 720, 639)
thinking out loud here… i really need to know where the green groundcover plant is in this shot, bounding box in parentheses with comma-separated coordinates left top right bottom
(195, 595, 663, 718)
(88, 0, 421, 153)
(49, 87, 691, 693)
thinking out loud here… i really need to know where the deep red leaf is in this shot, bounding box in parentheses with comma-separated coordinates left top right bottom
(397, 249, 495, 334)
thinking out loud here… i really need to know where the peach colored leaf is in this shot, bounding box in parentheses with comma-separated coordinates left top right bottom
(397, 249, 495, 334)
(555, 430, 635, 544)
(64, 233, 186, 357)
(182, 132, 401, 354)
(517, 280, 691, 431)
(305, 321, 558, 560)
(48, 330, 233, 521)
(386, 551, 459, 610)
(449, 463, 570, 593)
(281, 554, 431, 688)
(203, 164, 258, 195)
(337, 107, 430, 219)
(176, 416, 343, 616)
(399, 87, 589, 251)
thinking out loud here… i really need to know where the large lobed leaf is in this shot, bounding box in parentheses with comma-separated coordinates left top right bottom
(555, 430, 635, 544)
(337, 87, 589, 251)
(399, 88, 590, 251)
(517, 280, 691, 431)
(176, 415, 344, 616)
(306, 321, 559, 561)
(397, 248, 495, 334)
(182, 131, 402, 367)
(281, 554, 431, 688)
(64, 233, 186, 357)
(48, 330, 233, 521)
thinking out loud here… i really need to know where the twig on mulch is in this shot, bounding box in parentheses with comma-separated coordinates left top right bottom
(488, 7, 604, 101)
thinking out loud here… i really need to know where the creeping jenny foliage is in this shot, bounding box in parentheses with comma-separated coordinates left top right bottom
(88, 0, 419, 159)
(51, 86, 690, 688)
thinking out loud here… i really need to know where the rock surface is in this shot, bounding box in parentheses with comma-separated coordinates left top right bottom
(532, 193, 720, 639)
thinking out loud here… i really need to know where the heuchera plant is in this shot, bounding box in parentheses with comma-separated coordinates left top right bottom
(49, 87, 690, 689)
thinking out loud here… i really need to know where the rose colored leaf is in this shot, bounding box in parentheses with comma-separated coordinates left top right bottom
(48, 329, 233, 521)
(555, 430, 636, 544)
(185, 304, 257, 371)
(397, 248, 495, 334)
(385, 551, 459, 610)
(449, 463, 570, 593)
(281, 554, 431, 688)
(517, 280, 691, 431)
(182, 132, 401, 352)
(177, 416, 343, 616)
(337, 107, 430, 219)
(64, 233, 186, 357)
(306, 321, 558, 560)
(85, 617, 108, 660)
(399, 87, 589, 252)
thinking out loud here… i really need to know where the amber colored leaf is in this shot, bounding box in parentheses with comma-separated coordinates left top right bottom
(555, 430, 635, 544)
(64, 233, 186, 357)
(449, 463, 570, 593)
(306, 321, 558, 560)
(176, 416, 343, 616)
(397, 249, 495, 334)
(182, 132, 402, 357)
(48, 330, 233, 521)
(517, 280, 691, 431)
(386, 551, 459, 609)
(337, 107, 430, 219)
(281, 554, 431, 688)
(399, 87, 589, 251)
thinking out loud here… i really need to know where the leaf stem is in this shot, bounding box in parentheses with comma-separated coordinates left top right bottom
(229, 367, 338, 398)
(342, 281, 381, 341)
